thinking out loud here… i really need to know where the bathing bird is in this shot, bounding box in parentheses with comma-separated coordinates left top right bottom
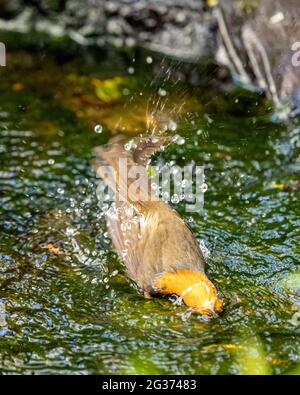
(93, 137, 223, 316)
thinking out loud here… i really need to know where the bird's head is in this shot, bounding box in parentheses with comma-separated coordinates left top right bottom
(155, 269, 223, 316)
(181, 276, 223, 316)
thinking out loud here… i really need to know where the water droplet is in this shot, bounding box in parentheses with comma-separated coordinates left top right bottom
(66, 227, 76, 236)
(158, 88, 167, 96)
(168, 120, 177, 131)
(171, 194, 180, 204)
(146, 56, 153, 64)
(94, 124, 103, 134)
(172, 134, 185, 145)
(200, 183, 208, 193)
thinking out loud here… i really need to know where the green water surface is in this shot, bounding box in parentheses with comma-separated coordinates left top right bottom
(0, 47, 299, 374)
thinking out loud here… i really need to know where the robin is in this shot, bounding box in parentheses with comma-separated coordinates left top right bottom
(93, 137, 223, 316)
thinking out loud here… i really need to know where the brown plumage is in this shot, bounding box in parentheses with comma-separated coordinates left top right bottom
(93, 137, 223, 315)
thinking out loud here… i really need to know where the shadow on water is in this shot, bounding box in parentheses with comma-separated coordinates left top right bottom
(0, 49, 299, 374)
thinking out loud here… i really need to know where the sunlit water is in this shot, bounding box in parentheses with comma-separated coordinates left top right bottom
(0, 50, 299, 374)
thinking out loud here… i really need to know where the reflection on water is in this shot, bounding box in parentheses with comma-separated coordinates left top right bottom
(0, 51, 299, 374)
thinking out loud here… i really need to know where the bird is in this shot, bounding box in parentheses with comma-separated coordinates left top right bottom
(93, 136, 223, 316)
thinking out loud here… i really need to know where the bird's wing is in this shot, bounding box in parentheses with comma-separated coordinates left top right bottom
(134, 202, 205, 291)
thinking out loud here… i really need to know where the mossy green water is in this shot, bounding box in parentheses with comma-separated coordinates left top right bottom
(0, 48, 299, 374)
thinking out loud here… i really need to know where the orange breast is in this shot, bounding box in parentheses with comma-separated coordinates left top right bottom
(155, 269, 208, 295)
(155, 269, 223, 314)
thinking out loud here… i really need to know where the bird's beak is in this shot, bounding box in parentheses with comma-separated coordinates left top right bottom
(215, 297, 224, 313)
